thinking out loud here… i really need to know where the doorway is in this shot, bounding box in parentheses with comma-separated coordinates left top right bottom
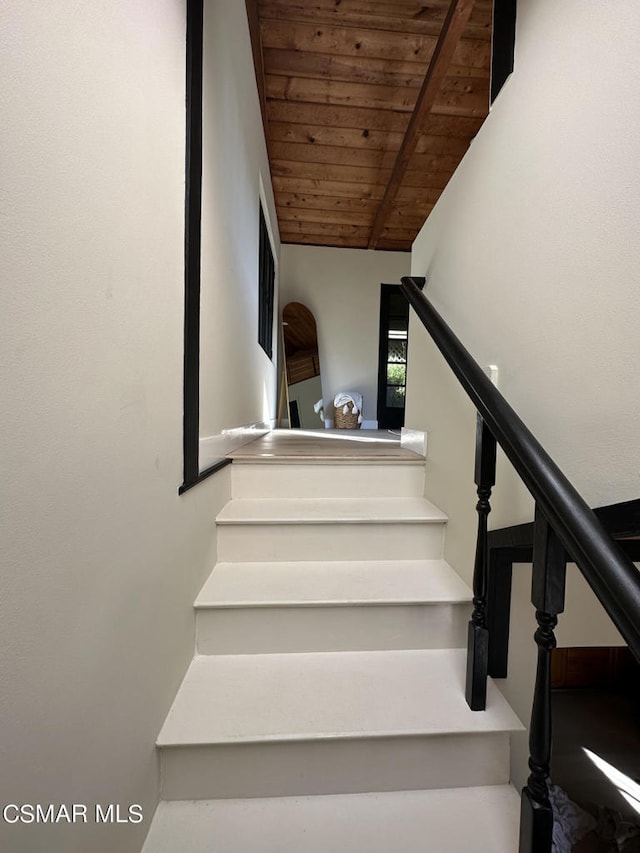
(377, 284, 409, 430)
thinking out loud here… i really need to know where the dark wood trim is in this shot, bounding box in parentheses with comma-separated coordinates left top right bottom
(258, 202, 275, 359)
(181, 0, 204, 494)
(618, 539, 640, 561)
(466, 415, 496, 710)
(594, 498, 640, 539)
(488, 522, 534, 552)
(368, 0, 476, 249)
(519, 509, 565, 853)
(401, 275, 640, 663)
(178, 458, 233, 495)
(490, 0, 517, 104)
(376, 283, 409, 430)
(245, 0, 269, 146)
(486, 499, 640, 672)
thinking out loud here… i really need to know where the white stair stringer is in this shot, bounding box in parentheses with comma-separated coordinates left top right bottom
(145, 454, 524, 852)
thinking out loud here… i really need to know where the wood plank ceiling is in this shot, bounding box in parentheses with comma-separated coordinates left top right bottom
(247, 0, 492, 252)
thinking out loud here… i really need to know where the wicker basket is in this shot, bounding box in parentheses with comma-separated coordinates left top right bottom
(334, 401, 361, 429)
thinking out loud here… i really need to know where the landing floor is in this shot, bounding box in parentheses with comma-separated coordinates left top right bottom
(228, 429, 421, 462)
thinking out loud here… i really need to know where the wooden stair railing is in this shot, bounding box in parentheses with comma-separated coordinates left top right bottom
(400, 275, 640, 853)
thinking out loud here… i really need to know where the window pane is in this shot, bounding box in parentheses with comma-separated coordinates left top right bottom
(388, 339, 407, 363)
(386, 385, 405, 407)
(387, 363, 406, 386)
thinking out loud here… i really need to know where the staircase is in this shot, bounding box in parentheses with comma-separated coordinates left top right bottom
(143, 435, 523, 851)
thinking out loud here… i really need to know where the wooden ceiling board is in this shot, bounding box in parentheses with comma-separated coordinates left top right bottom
(260, 20, 490, 70)
(250, 0, 491, 251)
(264, 75, 487, 118)
(263, 48, 488, 88)
(259, 0, 493, 38)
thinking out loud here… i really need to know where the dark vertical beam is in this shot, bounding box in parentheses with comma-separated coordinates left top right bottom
(519, 507, 567, 853)
(245, 0, 270, 145)
(491, 0, 517, 103)
(466, 414, 497, 710)
(486, 548, 514, 677)
(182, 0, 204, 490)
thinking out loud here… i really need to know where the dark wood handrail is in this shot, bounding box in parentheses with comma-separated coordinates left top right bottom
(401, 275, 640, 660)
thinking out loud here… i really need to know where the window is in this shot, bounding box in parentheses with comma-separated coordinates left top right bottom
(258, 203, 275, 359)
(377, 284, 410, 430)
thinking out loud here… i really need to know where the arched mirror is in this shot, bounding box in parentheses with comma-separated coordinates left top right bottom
(281, 302, 324, 429)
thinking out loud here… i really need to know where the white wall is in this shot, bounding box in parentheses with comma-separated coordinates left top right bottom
(0, 2, 268, 850)
(405, 0, 639, 787)
(199, 0, 279, 446)
(280, 246, 410, 424)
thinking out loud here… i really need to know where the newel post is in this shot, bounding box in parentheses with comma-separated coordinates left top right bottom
(465, 414, 497, 710)
(519, 506, 567, 853)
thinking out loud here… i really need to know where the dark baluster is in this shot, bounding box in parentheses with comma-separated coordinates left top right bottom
(466, 414, 497, 710)
(486, 547, 515, 678)
(519, 507, 567, 853)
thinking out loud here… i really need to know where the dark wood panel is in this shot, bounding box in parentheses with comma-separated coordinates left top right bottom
(270, 140, 463, 172)
(277, 205, 428, 233)
(552, 647, 637, 689)
(269, 120, 473, 157)
(270, 139, 387, 169)
(281, 232, 370, 249)
(251, 0, 493, 251)
(271, 158, 390, 186)
(259, 0, 492, 41)
(264, 47, 489, 88)
(277, 191, 378, 212)
(272, 175, 385, 200)
(265, 74, 489, 116)
(268, 100, 484, 138)
(261, 19, 491, 69)
(401, 169, 454, 190)
(375, 237, 414, 252)
(394, 186, 444, 205)
(280, 219, 371, 239)
(277, 204, 374, 227)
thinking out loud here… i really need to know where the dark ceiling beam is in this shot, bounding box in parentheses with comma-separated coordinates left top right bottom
(368, 0, 476, 249)
(245, 0, 270, 144)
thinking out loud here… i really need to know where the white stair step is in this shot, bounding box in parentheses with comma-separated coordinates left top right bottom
(216, 497, 447, 562)
(216, 497, 446, 525)
(195, 560, 472, 653)
(157, 649, 523, 800)
(231, 460, 425, 498)
(142, 785, 521, 853)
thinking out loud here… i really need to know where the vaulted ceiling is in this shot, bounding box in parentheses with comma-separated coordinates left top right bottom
(247, 0, 492, 252)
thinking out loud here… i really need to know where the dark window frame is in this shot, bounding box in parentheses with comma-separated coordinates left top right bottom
(258, 202, 275, 360)
(180, 0, 232, 494)
(377, 283, 410, 430)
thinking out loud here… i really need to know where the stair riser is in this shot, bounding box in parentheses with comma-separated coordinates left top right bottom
(231, 463, 425, 499)
(159, 732, 510, 800)
(196, 603, 471, 654)
(217, 522, 446, 562)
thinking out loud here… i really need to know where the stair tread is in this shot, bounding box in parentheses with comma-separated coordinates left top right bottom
(143, 785, 520, 853)
(216, 497, 447, 525)
(157, 649, 523, 747)
(195, 559, 472, 607)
